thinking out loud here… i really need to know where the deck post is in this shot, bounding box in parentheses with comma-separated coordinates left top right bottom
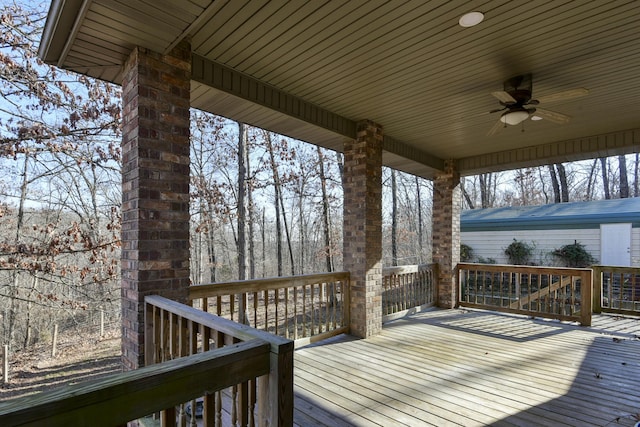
(432, 159, 461, 308)
(580, 269, 593, 326)
(120, 41, 192, 370)
(343, 120, 383, 338)
(591, 266, 602, 314)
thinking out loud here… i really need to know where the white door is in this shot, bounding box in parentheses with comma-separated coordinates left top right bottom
(600, 223, 632, 266)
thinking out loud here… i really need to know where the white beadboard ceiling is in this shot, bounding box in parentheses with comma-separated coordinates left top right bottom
(40, 0, 640, 178)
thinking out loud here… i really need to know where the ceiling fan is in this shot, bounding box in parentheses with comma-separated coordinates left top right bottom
(487, 74, 588, 136)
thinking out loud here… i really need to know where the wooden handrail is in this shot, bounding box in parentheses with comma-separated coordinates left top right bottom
(189, 272, 350, 299)
(382, 264, 433, 275)
(0, 340, 270, 427)
(457, 262, 589, 275)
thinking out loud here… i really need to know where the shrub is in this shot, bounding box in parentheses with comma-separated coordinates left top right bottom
(477, 256, 497, 264)
(552, 242, 595, 267)
(504, 239, 535, 265)
(460, 243, 474, 262)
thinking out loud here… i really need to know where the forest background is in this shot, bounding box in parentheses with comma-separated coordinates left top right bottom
(0, 1, 638, 353)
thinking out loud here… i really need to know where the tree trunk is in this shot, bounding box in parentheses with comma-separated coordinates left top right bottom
(7, 153, 30, 348)
(479, 173, 494, 208)
(237, 122, 247, 281)
(415, 176, 424, 263)
(634, 153, 639, 197)
(206, 200, 217, 282)
(246, 132, 256, 279)
(261, 208, 267, 278)
(335, 152, 344, 183)
(619, 155, 629, 198)
(585, 159, 598, 201)
(265, 131, 294, 275)
(391, 170, 398, 266)
(274, 185, 283, 276)
(548, 165, 561, 203)
(461, 179, 475, 209)
(297, 175, 305, 274)
(23, 276, 39, 349)
(538, 167, 550, 204)
(317, 147, 333, 272)
(556, 163, 569, 202)
(600, 157, 611, 199)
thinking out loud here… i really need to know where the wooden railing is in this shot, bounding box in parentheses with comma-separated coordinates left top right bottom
(189, 272, 350, 348)
(0, 340, 270, 427)
(145, 296, 293, 426)
(593, 265, 640, 315)
(0, 296, 293, 427)
(382, 264, 437, 322)
(457, 263, 592, 326)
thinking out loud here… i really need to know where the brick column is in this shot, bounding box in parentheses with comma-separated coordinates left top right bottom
(432, 159, 461, 308)
(343, 120, 383, 338)
(121, 42, 191, 370)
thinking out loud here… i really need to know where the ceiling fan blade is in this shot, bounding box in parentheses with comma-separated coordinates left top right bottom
(532, 107, 571, 124)
(535, 88, 589, 104)
(489, 107, 506, 114)
(491, 91, 517, 104)
(486, 118, 505, 136)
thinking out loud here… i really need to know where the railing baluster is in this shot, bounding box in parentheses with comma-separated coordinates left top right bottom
(313, 283, 318, 336)
(262, 290, 269, 332)
(292, 286, 298, 340)
(324, 282, 330, 333)
(284, 287, 289, 339)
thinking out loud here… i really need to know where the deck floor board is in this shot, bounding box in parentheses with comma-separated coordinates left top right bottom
(293, 309, 640, 427)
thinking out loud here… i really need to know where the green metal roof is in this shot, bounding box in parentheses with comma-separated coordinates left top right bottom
(461, 198, 640, 231)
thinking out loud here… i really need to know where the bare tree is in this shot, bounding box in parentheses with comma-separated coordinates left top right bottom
(237, 123, 247, 280)
(391, 170, 398, 266)
(619, 155, 629, 198)
(600, 157, 611, 199)
(0, 3, 122, 349)
(317, 147, 333, 272)
(263, 131, 295, 276)
(634, 153, 639, 197)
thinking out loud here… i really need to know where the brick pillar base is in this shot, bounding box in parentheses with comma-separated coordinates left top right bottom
(432, 159, 461, 308)
(121, 42, 191, 370)
(343, 120, 383, 338)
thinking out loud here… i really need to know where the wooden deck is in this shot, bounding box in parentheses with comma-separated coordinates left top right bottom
(293, 309, 640, 427)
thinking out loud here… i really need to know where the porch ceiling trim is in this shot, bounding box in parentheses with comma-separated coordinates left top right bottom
(458, 128, 640, 176)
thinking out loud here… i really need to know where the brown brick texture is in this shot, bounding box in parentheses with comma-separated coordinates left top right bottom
(432, 159, 461, 308)
(343, 120, 383, 338)
(120, 42, 191, 370)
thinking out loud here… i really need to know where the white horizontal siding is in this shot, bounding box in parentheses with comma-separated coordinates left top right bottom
(463, 227, 640, 267)
(632, 228, 640, 266)
(462, 229, 602, 266)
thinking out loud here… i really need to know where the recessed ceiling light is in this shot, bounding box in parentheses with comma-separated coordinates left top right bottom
(459, 11, 484, 27)
(531, 115, 543, 121)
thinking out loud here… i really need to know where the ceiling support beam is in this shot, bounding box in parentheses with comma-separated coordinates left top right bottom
(191, 54, 445, 176)
(192, 54, 356, 139)
(458, 128, 640, 176)
(383, 135, 445, 176)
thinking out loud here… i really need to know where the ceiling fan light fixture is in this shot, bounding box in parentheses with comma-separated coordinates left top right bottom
(459, 11, 484, 27)
(501, 109, 530, 125)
